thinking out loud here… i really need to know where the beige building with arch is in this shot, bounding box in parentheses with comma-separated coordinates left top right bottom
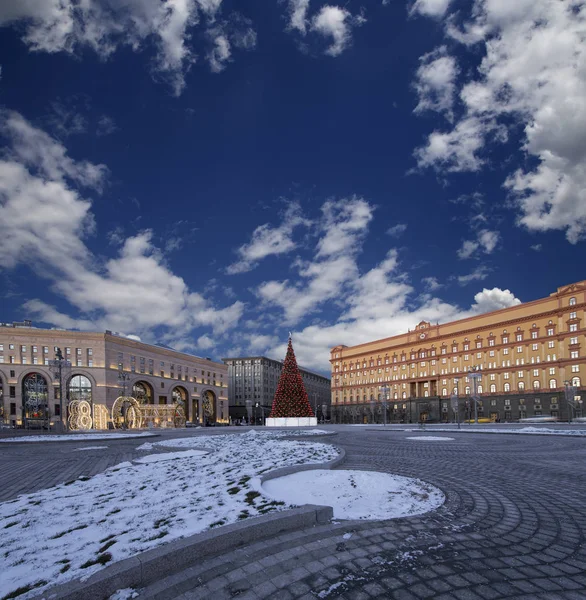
(330, 281, 585, 424)
(0, 323, 227, 428)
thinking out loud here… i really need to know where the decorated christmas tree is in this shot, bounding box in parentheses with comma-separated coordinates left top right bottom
(269, 335, 314, 418)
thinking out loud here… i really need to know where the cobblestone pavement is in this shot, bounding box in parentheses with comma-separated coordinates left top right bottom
(2, 426, 586, 599)
(137, 428, 586, 600)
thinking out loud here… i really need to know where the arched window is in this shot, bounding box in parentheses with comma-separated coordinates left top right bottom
(490, 384, 496, 393)
(442, 388, 447, 396)
(393, 392, 398, 400)
(402, 391, 407, 399)
(22, 373, 49, 421)
(518, 381, 525, 391)
(452, 387, 458, 396)
(349, 395, 354, 403)
(533, 380, 540, 389)
(477, 385, 483, 394)
(132, 381, 152, 404)
(549, 378, 557, 389)
(172, 386, 187, 405)
(504, 383, 510, 392)
(465, 386, 470, 394)
(572, 376, 581, 387)
(69, 375, 92, 403)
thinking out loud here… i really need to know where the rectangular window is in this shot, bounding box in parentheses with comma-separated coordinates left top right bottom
(76, 348, 81, 355)
(517, 346, 523, 353)
(516, 334, 523, 341)
(548, 341, 555, 348)
(503, 348, 509, 355)
(87, 348, 93, 356)
(33, 357, 38, 365)
(571, 350, 579, 359)
(43, 346, 48, 353)
(0, 356, 3, 363)
(10, 402, 16, 415)
(10, 386, 16, 398)
(55, 403, 60, 416)
(88, 360, 93, 367)
(547, 328, 554, 336)
(77, 359, 82, 367)
(9, 344, 14, 350)
(21, 345, 26, 352)
(65, 347, 71, 355)
(9, 356, 15, 364)
(531, 331, 538, 339)
(532, 343, 538, 350)
(32, 345, 37, 353)
(570, 323, 578, 332)
(22, 357, 27, 364)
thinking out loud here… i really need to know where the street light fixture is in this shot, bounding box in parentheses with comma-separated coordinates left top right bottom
(380, 385, 389, 426)
(468, 366, 482, 424)
(118, 371, 131, 397)
(564, 380, 578, 424)
(49, 348, 71, 432)
(452, 378, 461, 429)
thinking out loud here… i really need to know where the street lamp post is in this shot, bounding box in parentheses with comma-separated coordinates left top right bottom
(468, 366, 481, 424)
(452, 378, 461, 430)
(313, 393, 318, 421)
(49, 348, 72, 432)
(564, 380, 578, 424)
(118, 371, 131, 398)
(380, 385, 389, 426)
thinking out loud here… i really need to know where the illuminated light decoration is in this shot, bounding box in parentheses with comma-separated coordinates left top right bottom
(269, 336, 314, 418)
(111, 396, 143, 429)
(139, 404, 186, 428)
(92, 404, 109, 430)
(67, 400, 93, 430)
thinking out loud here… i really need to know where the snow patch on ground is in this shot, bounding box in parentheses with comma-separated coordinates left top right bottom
(133, 449, 208, 464)
(262, 469, 444, 520)
(421, 427, 586, 436)
(406, 436, 455, 441)
(0, 433, 156, 443)
(109, 589, 138, 600)
(74, 446, 109, 451)
(0, 431, 339, 600)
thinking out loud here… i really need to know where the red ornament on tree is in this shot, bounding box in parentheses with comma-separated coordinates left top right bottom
(269, 335, 314, 418)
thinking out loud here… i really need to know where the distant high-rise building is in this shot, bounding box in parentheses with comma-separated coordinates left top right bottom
(222, 356, 331, 423)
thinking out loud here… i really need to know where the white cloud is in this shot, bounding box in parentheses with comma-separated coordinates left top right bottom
(0, 109, 243, 341)
(265, 280, 521, 372)
(470, 288, 521, 314)
(386, 223, 407, 237)
(226, 201, 309, 274)
(410, 0, 453, 18)
(413, 46, 458, 121)
(256, 196, 373, 324)
(0, 0, 253, 95)
(310, 5, 365, 57)
(197, 334, 215, 350)
(96, 115, 117, 136)
(456, 266, 490, 285)
(421, 276, 442, 290)
(287, 0, 310, 34)
(457, 229, 499, 259)
(414, 0, 586, 243)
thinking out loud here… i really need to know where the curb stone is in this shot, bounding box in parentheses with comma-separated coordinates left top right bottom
(36, 445, 346, 600)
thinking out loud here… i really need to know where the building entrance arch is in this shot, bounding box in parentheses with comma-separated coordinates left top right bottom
(201, 389, 216, 424)
(22, 373, 49, 428)
(133, 381, 154, 404)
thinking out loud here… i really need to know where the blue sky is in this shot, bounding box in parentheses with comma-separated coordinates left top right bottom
(0, 0, 584, 373)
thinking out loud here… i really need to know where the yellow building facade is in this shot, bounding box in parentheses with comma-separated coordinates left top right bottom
(330, 281, 585, 423)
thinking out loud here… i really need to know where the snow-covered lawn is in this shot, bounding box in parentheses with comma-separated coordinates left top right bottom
(74, 446, 109, 451)
(0, 431, 339, 600)
(0, 432, 156, 443)
(261, 470, 444, 520)
(406, 436, 455, 441)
